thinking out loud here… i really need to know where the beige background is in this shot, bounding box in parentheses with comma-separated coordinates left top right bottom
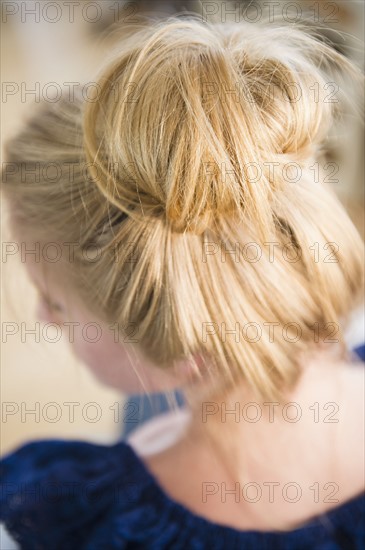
(1, 3, 123, 454)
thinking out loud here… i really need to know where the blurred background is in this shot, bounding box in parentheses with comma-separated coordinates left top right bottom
(1, 0, 364, 455)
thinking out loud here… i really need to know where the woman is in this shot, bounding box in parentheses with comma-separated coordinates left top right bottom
(1, 15, 364, 549)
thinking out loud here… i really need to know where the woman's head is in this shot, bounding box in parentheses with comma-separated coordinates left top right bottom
(23, 252, 186, 394)
(2, 16, 364, 403)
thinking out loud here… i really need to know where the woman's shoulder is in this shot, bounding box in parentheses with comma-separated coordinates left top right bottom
(0, 438, 151, 548)
(0, 437, 146, 510)
(0, 437, 139, 496)
(1, 431, 365, 549)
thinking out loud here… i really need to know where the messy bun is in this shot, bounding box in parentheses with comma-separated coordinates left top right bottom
(83, 19, 346, 236)
(2, 16, 364, 402)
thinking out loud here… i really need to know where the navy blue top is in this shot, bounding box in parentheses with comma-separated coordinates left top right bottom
(1, 343, 364, 550)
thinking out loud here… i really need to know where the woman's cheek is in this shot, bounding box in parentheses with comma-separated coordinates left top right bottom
(69, 334, 111, 374)
(36, 299, 63, 325)
(69, 332, 148, 393)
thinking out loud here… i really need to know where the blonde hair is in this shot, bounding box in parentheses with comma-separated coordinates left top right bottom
(2, 15, 364, 404)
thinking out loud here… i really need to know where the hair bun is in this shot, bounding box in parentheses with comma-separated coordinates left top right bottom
(83, 18, 357, 235)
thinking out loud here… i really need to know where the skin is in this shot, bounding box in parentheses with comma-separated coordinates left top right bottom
(24, 254, 365, 532)
(26, 256, 187, 394)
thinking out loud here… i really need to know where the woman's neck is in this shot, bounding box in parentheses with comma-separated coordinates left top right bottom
(143, 351, 364, 531)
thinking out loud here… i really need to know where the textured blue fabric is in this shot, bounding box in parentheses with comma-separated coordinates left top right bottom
(1, 438, 364, 549)
(1, 345, 364, 549)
